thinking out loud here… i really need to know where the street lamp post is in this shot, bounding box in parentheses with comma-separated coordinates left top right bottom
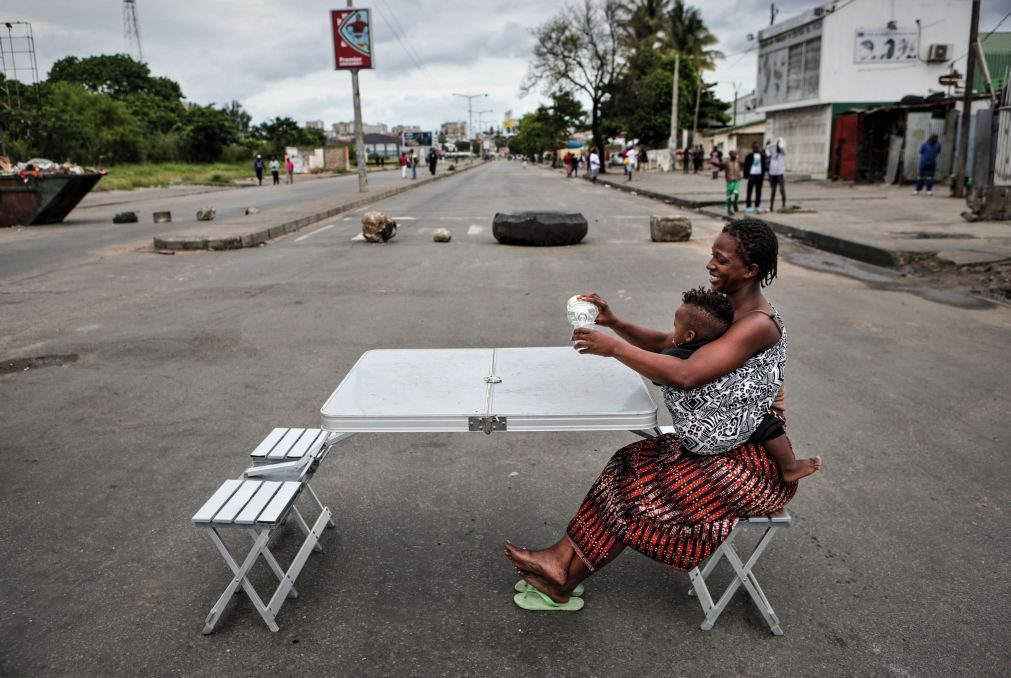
(452, 92, 488, 140)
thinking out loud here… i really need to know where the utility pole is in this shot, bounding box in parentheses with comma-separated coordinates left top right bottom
(475, 109, 493, 137)
(669, 53, 680, 161)
(348, 0, 367, 192)
(453, 92, 488, 140)
(954, 0, 979, 199)
(692, 72, 702, 145)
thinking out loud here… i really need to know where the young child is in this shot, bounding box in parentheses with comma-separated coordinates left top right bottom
(722, 150, 742, 216)
(660, 286, 821, 482)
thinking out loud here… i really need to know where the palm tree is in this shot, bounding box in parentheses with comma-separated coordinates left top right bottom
(657, 0, 723, 71)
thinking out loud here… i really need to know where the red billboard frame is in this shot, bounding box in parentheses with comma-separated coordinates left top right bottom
(331, 9, 374, 70)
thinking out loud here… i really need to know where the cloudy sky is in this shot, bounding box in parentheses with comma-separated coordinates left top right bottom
(6, 1, 1008, 133)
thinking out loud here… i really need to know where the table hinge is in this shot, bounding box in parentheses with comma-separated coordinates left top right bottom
(469, 415, 507, 434)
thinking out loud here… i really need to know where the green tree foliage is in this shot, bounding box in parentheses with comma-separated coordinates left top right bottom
(507, 92, 587, 163)
(48, 54, 182, 99)
(252, 117, 325, 158)
(524, 0, 623, 166)
(605, 0, 728, 146)
(183, 105, 240, 162)
(36, 82, 144, 164)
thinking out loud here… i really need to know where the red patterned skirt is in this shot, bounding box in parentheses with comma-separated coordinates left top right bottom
(566, 433, 797, 571)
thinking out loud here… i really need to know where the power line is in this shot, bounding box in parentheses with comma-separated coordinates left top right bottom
(373, 0, 424, 71)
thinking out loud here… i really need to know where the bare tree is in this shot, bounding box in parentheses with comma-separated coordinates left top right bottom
(522, 0, 624, 169)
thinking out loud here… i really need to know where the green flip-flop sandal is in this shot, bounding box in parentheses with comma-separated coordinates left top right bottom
(514, 580, 584, 597)
(513, 587, 584, 612)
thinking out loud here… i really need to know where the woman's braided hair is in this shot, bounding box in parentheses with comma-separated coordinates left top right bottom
(722, 219, 779, 287)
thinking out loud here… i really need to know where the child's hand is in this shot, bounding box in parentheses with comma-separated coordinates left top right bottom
(577, 292, 616, 326)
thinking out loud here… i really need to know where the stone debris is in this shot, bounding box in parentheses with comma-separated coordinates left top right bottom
(361, 211, 398, 242)
(650, 215, 692, 242)
(153, 211, 172, 223)
(245, 207, 260, 215)
(196, 208, 216, 221)
(433, 228, 452, 242)
(112, 211, 138, 224)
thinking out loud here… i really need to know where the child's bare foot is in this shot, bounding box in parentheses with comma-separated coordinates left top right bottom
(782, 456, 822, 482)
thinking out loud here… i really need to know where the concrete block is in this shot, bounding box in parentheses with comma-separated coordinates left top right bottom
(650, 215, 692, 242)
(113, 211, 138, 223)
(245, 207, 260, 215)
(153, 211, 171, 223)
(433, 228, 452, 242)
(196, 208, 216, 221)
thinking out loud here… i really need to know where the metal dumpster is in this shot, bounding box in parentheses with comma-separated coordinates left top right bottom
(0, 172, 105, 226)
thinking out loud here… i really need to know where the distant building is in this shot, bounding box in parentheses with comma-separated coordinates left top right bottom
(391, 124, 422, 136)
(440, 121, 467, 140)
(305, 120, 324, 130)
(755, 0, 971, 177)
(330, 121, 388, 136)
(363, 133, 402, 159)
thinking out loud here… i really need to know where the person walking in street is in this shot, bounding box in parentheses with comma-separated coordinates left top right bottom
(742, 141, 768, 213)
(410, 151, 418, 180)
(709, 146, 723, 179)
(625, 145, 638, 181)
(692, 145, 704, 173)
(428, 148, 438, 176)
(573, 153, 580, 177)
(400, 152, 408, 179)
(254, 154, 264, 186)
(638, 145, 648, 175)
(589, 148, 600, 183)
(722, 149, 742, 216)
(269, 156, 280, 185)
(914, 133, 942, 196)
(284, 155, 294, 184)
(564, 152, 574, 178)
(767, 138, 787, 212)
(682, 147, 691, 174)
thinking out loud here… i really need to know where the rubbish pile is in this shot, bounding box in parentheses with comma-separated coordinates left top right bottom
(0, 156, 107, 181)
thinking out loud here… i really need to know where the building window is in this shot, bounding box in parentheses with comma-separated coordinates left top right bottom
(786, 37, 820, 101)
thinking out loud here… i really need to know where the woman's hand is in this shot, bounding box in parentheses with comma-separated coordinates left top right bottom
(578, 292, 617, 327)
(572, 327, 622, 357)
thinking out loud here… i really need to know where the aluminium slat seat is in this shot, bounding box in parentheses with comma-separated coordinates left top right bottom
(655, 425, 794, 635)
(193, 478, 330, 634)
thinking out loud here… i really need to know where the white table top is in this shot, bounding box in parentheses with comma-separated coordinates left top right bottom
(319, 347, 658, 433)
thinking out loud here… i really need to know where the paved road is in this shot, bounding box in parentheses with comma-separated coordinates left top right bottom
(1, 161, 1008, 676)
(0, 167, 419, 277)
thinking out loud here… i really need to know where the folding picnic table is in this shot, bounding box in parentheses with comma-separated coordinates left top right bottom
(318, 346, 793, 634)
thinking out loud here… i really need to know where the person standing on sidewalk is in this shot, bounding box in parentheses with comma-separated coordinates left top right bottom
(269, 157, 280, 185)
(625, 145, 638, 181)
(428, 147, 438, 176)
(722, 149, 742, 215)
(742, 141, 768, 213)
(914, 133, 942, 195)
(254, 154, 265, 186)
(284, 155, 295, 184)
(767, 138, 787, 212)
(411, 151, 418, 180)
(399, 152, 408, 179)
(589, 148, 600, 183)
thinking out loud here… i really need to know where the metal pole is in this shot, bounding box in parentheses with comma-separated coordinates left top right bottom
(692, 69, 702, 146)
(453, 93, 488, 140)
(954, 0, 980, 198)
(670, 53, 680, 153)
(348, 0, 367, 192)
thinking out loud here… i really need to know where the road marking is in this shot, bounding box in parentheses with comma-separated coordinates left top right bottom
(295, 223, 336, 241)
(393, 216, 416, 220)
(467, 225, 483, 235)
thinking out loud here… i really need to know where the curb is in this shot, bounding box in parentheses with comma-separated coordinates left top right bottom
(593, 176, 901, 269)
(152, 162, 485, 251)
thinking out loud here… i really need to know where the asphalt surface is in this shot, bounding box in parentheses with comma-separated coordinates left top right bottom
(1, 161, 1009, 677)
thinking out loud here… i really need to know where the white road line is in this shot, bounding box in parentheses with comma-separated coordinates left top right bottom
(417, 228, 432, 234)
(295, 223, 336, 242)
(393, 216, 417, 220)
(467, 225, 484, 235)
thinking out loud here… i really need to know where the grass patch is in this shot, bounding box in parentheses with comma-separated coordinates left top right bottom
(95, 162, 251, 191)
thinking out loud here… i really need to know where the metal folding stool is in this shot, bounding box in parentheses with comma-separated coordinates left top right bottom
(192, 428, 351, 634)
(686, 510, 793, 635)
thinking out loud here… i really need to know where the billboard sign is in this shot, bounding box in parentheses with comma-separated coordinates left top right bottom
(403, 131, 433, 147)
(854, 28, 918, 63)
(331, 9, 374, 69)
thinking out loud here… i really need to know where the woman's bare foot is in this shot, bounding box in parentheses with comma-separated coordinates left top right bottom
(503, 541, 569, 599)
(782, 455, 822, 482)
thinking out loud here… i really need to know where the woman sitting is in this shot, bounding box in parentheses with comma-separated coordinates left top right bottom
(505, 219, 800, 608)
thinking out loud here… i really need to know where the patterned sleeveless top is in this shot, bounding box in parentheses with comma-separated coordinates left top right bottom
(661, 309, 787, 455)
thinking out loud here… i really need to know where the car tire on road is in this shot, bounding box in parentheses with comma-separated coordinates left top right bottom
(492, 211, 588, 246)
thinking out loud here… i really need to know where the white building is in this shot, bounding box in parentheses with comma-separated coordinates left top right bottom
(756, 0, 971, 177)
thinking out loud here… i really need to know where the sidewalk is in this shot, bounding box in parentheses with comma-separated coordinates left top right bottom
(152, 163, 482, 251)
(586, 168, 1011, 268)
